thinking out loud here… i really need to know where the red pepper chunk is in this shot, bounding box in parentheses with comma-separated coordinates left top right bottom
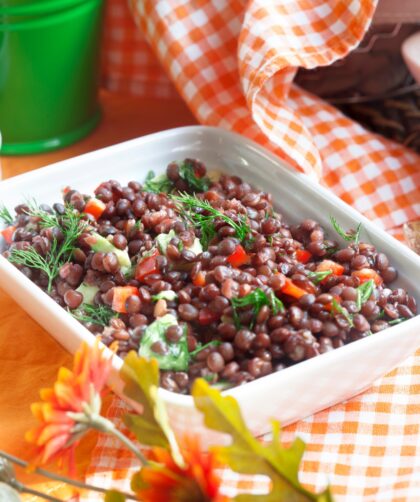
(112, 286, 140, 314)
(352, 268, 383, 286)
(281, 278, 308, 299)
(296, 249, 312, 264)
(84, 198, 106, 220)
(193, 270, 206, 287)
(198, 308, 220, 325)
(1, 225, 15, 244)
(227, 244, 250, 268)
(135, 249, 160, 281)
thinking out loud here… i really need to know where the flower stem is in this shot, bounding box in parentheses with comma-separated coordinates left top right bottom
(90, 415, 149, 465)
(16, 483, 63, 502)
(0, 451, 137, 500)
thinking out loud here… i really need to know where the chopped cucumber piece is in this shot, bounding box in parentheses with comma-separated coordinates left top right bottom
(75, 283, 99, 305)
(88, 232, 131, 272)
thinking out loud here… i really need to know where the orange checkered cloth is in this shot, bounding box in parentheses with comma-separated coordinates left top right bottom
(84, 0, 420, 499)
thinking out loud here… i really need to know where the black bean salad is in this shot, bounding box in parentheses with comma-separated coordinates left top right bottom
(0, 159, 417, 393)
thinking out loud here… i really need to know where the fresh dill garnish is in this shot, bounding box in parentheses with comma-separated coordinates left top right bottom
(143, 170, 173, 194)
(71, 304, 116, 327)
(0, 204, 13, 225)
(355, 279, 375, 310)
(231, 288, 285, 329)
(189, 340, 222, 358)
(172, 193, 252, 249)
(388, 317, 408, 326)
(307, 270, 332, 284)
(178, 160, 211, 192)
(8, 203, 86, 292)
(330, 216, 362, 245)
(331, 299, 354, 327)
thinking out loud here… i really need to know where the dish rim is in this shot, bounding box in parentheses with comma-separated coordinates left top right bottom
(1, 125, 420, 408)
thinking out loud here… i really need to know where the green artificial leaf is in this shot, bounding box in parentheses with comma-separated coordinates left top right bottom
(143, 171, 173, 194)
(355, 279, 375, 310)
(330, 216, 361, 245)
(0, 483, 21, 502)
(192, 379, 333, 501)
(151, 290, 178, 302)
(138, 314, 189, 371)
(104, 490, 126, 502)
(307, 270, 332, 284)
(178, 159, 211, 192)
(120, 353, 183, 466)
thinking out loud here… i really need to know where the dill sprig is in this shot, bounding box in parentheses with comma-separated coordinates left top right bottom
(330, 216, 362, 245)
(307, 270, 332, 284)
(8, 203, 86, 292)
(355, 279, 375, 310)
(331, 299, 354, 327)
(231, 288, 285, 329)
(71, 304, 116, 327)
(178, 160, 211, 192)
(172, 193, 252, 249)
(0, 204, 13, 225)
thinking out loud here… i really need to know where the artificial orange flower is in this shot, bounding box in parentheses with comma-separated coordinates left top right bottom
(134, 436, 228, 502)
(25, 341, 112, 469)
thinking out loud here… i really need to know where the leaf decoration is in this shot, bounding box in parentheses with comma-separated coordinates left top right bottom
(355, 279, 375, 310)
(104, 490, 126, 502)
(192, 379, 334, 502)
(120, 353, 184, 466)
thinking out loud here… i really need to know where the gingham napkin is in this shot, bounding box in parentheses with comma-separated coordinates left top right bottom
(84, 1, 420, 499)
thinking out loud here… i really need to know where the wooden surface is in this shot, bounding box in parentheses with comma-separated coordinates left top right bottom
(0, 91, 196, 497)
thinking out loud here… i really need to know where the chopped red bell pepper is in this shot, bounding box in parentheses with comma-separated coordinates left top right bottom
(135, 249, 160, 281)
(112, 286, 140, 314)
(84, 198, 106, 220)
(280, 278, 308, 299)
(1, 225, 15, 244)
(227, 244, 250, 268)
(192, 270, 206, 287)
(296, 249, 312, 264)
(352, 268, 383, 286)
(198, 308, 220, 325)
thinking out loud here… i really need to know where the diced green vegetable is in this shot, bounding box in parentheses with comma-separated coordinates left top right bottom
(178, 160, 211, 192)
(75, 283, 99, 305)
(188, 237, 203, 256)
(139, 314, 189, 371)
(152, 290, 178, 302)
(156, 230, 176, 255)
(143, 171, 173, 194)
(88, 232, 131, 272)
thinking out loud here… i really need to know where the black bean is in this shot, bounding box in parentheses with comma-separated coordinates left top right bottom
(113, 234, 127, 250)
(63, 290, 83, 309)
(234, 329, 256, 351)
(397, 304, 414, 318)
(382, 267, 397, 283)
(178, 304, 199, 321)
(207, 352, 225, 373)
(353, 314, 370, 332)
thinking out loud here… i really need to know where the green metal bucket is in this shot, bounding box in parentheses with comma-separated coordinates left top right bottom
(0, 0, 103, 155)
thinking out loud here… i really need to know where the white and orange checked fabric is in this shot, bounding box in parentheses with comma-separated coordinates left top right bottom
(84, 0, 420, 500)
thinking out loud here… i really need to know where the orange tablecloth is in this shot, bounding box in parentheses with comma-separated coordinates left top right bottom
(0, 91, 196, 499)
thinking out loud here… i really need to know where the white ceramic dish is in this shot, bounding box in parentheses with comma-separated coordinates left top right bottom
(1, 126, 420, 443)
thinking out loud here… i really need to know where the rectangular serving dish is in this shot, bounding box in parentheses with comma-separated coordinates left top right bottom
(1, 126, 420, 443)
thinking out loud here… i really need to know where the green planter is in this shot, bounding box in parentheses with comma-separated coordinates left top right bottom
(0, 0, 103, 154)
